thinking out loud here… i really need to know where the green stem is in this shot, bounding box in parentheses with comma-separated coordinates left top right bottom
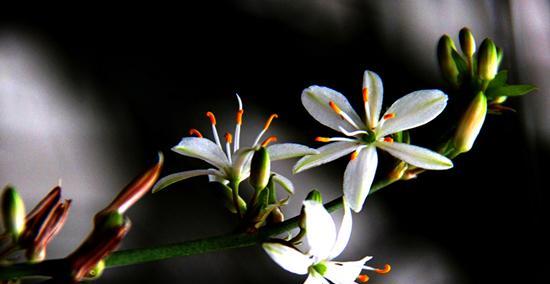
(0, 181, 388, 280)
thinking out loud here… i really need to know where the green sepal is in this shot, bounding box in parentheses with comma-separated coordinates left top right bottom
(486, 70, 508, 90)
(486, 84, 537, 99)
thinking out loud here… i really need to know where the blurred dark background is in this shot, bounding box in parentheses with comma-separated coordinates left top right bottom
(1, 1, 547, 283)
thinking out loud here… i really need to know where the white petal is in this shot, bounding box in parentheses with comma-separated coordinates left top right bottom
(328, 201, 352, 259)
(302, 86, 365, 132)
(375, 141, 453, 170)
(363, 70, 384, 128)
(304, 273, 330, 284)
(343, 146, 378, 213)
(303, 200, 337, 260)
(152, 169, 220, 193)
(231, 147, 255, 180)
(378, 90, 447, 137)
(267, 143, 319, 161)
(324, 257, 373, 284)
(293, 142, 359, 174)
(262, 243, 313, 275)
(272, 172, 295, 194)
(172, 137, 230, 170)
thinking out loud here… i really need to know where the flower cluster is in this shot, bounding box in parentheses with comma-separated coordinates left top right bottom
(0, 27, 535, 283)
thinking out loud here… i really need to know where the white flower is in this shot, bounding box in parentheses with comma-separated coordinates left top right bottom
(294, 70, 453, 212)
(263, 200, 390, 284)
(152, 95, 318, 193)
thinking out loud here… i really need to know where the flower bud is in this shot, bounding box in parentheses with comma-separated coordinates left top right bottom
(249, 147, 271, 191)
(496, 46, 503, 68)
(459, 27, 476, 58)
(1, 186, 26, 241)
(453, 92, 487, 154)
(437, 35, 460, 86)
(477, 38, 498, 81)
(305, 190, 323, 204)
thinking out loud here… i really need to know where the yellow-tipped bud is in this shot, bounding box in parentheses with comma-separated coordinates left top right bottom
(437, 35, 460, 85)
(453, 92, 488, 154)
(477, 38, 498, 81)
(459, 27, 476, 58)
(1, 186, 26, 241)
(249, 147, 271, 191)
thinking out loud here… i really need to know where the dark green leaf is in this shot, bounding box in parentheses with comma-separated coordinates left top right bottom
(487, 70, 508, 90)
(486, 84, 537, 99)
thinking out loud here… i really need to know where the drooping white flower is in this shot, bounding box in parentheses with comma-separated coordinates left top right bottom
(263, 200, 390, 284)
(152, 95, 318, 193)
(294, 70, 453, 212)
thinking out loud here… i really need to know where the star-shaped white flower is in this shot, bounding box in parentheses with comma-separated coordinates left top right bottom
(152, 95, 318, 194)
(294, 70, 453, 212)
(263, 200, 390, 284)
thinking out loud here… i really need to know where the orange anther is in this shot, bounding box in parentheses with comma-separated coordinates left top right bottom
(224, 132, 233, 143)
(189, 128, 203, 138)
(263, 114, 279, 130)
(315, 137, 331, 142)
(383, 137, 394, 143)
(350, 150, 359, 160)
(236, 109, 244, 125)
(383, 113, 395, 120)
(357, 274, 370, 282)
(362, 87, 369, 102)
(375, 264, 391, 274)
(206, 112, 217, 125)
(329, 101, 342, 114)
(261, 136, 277, 147)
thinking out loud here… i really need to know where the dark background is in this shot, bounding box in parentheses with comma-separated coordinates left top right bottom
(1, 1, 546, 283)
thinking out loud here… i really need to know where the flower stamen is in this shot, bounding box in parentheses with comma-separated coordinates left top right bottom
(315, 136, 356, 143)
(189, 128, 203, 138)
(206, 111, 222, 149)
(329, 101, 361, 129)
(261, 136, 277, 147)
(375, 264, 391, 274)
(383, 113, 395, 120)
(234, 94, 244, 152)
(253, 114, 278, 146)
(224, 133, 233, 163)
(338, 126, 369, 137)
(315, 137, 331, 142)
(357, 274, 370, 283)
(383, 137, 394, 143)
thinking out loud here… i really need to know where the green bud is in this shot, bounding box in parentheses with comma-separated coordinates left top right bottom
(437, 35, 460, 86)
(477, 38, 498, 81)
(459, 27, 476, 58)
(1, 186, 26, 241)
(453, 92, 488, 154)
(84, 259, 106, 280)
(305, 190, 323, 204)
(496, 46, 503, 68)
(249, 147, 271, 191)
